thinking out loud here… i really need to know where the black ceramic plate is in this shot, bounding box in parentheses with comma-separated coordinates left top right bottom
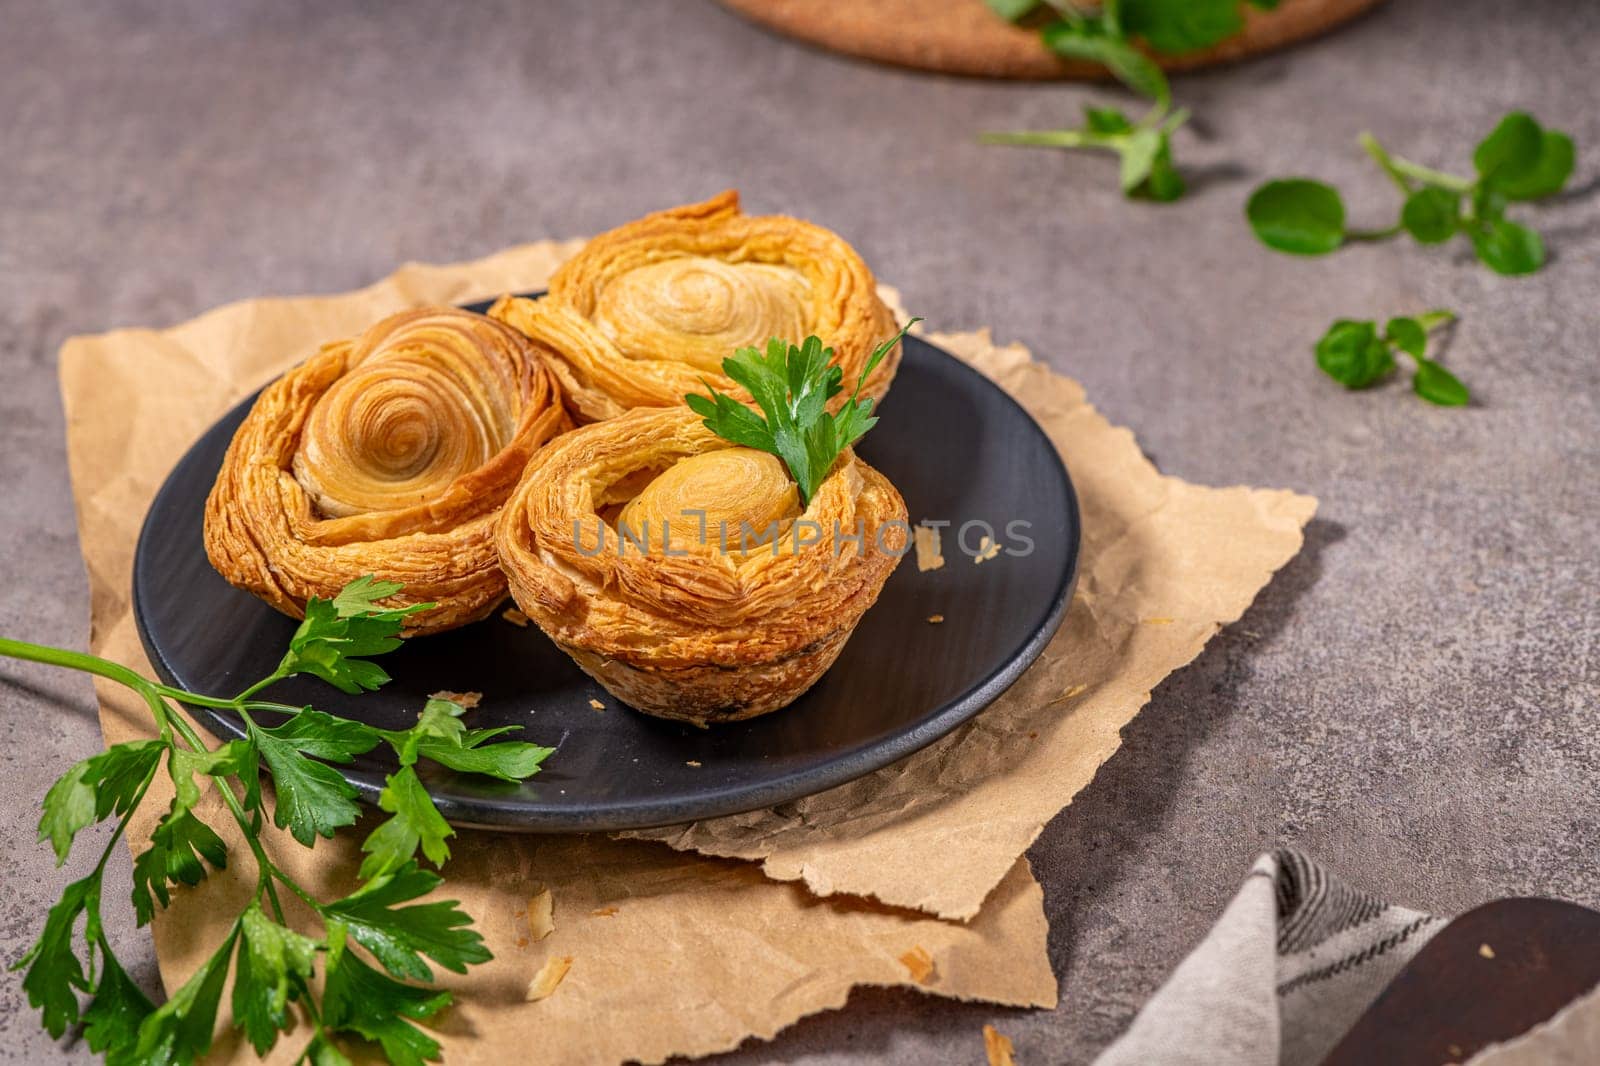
(133, 298, 1079, 832)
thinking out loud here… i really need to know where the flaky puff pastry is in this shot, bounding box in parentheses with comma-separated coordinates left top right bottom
(494, 407, 909, 724)
(205, 307, 571, 634)
(489, 190, 901, 422)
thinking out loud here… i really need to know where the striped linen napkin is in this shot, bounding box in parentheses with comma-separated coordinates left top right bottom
(1096, 848, 1445, 1066)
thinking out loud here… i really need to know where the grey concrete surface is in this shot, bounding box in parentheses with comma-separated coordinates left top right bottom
(2, 0, 1597, 1062)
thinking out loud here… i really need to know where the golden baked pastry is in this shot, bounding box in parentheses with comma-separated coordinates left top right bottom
(489, 191, 902, 422)
(494, 407, 908, 723)
(205, 307, 571, 634)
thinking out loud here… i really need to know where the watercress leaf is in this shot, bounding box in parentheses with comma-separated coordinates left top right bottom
(1247, 179, 1346, 255)
(1471, 218, 1545, 275)
(1119, 127, 1164, 193)
(82, 946, 154, 1054)
(1383, 317, 1429, 361)
(251, 724, 362, 847)
(1133, 134, 1186, 202)
(1121, 0, 1243, 54)
(1041, 23, 1171, 105)
(360, 766, 454, 880)
(13, 874, 96, 1037)
(130, 803, 228, 926)
(1247, 0, 1282, 8)
(1416, 308, 1458, 332)
(984, 0, 1041, 20)
(125, 927, 238, 1065)
(1315, 320, 1395, 389)
(232, 904, 319, 1055)
(1084, 105, 1134, 134)
(39, 740, 163, 864)
(1496, 129, 1576, 201)
(1413, 359, 1471, 406)
(1473, 111, 1545, 188)
(321, 922, 450, 1066)
(1400, 186, 1461, 244)
(322, 862, 491, 982)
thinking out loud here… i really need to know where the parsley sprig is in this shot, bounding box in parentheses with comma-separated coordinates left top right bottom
(1314, 310, 1468, 406)
(981, 0, 1281, 201)
(1248, 112, 1576, 275)
(686, 319, 919, 505)
(3, 576, 554, 1065)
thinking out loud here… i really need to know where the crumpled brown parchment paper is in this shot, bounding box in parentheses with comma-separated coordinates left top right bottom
(57, 239, 1312, 1063)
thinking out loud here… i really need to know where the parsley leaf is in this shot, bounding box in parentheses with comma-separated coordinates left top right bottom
(322, 862, 491, 982)
(12, 874, 97, 1036)
(321, 922, 450, 1066)
(123, 926, 239, 1064)
(250, 721, 364, 847)
(130, 802, 229, 926)
(232, 903, 319, 1055)
(274, 584, 434, 695)
(687, 320, 919, 504)
(38, 740, 163, 864)
(360, 766, 454, 880)
(81, 947, 154, 1053)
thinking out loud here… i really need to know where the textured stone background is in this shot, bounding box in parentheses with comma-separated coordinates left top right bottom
(2, 0, 1596, 1062)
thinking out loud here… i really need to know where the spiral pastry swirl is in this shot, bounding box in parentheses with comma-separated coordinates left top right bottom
(205, 307, 571, 634)
(490, 190, 903, 422)
(494, 408, 908, 724)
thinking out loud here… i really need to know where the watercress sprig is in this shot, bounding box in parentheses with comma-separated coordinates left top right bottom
(1248, 112, 1576, 275)
(981, 0, 1281, 200)
(686, 320, 919, 505)
(4, 576, 554, 1065)
(1313, 309, 1468, 406)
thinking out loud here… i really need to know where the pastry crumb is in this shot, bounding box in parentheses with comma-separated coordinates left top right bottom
(1478, 943, 1495, 959)
(913, 525, 946, 572)
(502, 607, 531, 627)
(525, 956, 573, 1002)
(926, 614, 945, 624)
(589, 698, 605, 711)
(528, 886, 554, 943)
(899, 946, 936, 985)
(429, 689, 482, 709)
(685, 760, 702, 768)
(973, 536, 1001, 564)
(591, 906, 619, 918)
(1049, 683, 1088, 705)
(983, 1024, 1015, 1066)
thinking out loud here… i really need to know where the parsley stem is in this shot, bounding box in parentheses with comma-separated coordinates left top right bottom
(235, 670, 286, 703)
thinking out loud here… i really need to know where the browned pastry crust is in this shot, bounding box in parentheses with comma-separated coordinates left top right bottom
(490, 191, 902, 423)
(204, 307, 571, 634)
(494, 407, 909, 724)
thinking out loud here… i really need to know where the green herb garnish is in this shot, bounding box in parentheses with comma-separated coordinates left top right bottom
(1248, 112, 1576, 275)
(980, 0, 1279, 200)
(5, 577, 554, 1064)
(1314, 310, 1469, 406)
(686, 319, 919, 505)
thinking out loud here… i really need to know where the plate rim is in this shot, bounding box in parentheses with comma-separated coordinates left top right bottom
(132, 304, 1080, 832)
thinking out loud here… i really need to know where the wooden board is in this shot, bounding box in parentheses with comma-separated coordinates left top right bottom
(716, 0, 1385, 80)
